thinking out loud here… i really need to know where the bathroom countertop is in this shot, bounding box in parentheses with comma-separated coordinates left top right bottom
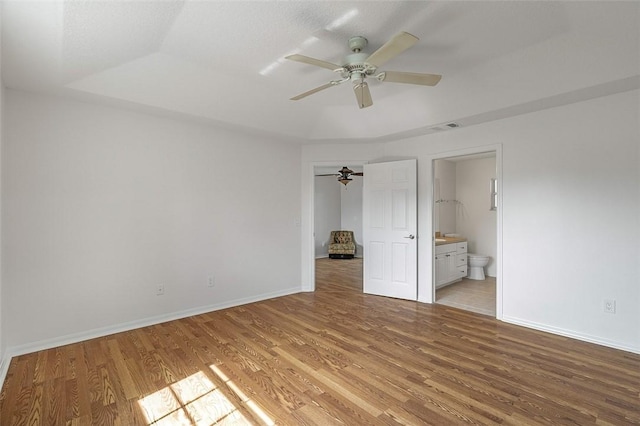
(435, 237, 467, 246)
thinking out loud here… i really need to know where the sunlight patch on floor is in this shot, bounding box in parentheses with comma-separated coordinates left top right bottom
(210, 364, 275, 426)
(138, 370, 250, 425)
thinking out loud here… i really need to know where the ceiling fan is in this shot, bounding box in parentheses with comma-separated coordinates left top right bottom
(316, 166, 363, 186)
(286, 31, 441, 109)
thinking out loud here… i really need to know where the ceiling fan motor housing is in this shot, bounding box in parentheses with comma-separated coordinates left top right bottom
(344, 37, 376, 81)
(343, 52, 375, 79)
(348, 36, 368, 52)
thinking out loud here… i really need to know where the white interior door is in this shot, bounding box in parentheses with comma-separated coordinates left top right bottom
(363, 160, 417, 300)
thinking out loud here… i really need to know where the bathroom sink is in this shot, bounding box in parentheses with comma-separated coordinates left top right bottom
(435, 238, 446, 242)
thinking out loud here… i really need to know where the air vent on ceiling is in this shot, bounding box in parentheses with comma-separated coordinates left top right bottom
(430, 122, 460, 132)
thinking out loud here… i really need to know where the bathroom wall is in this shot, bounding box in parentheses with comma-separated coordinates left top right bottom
(456, 157, 497, 277)
(434, 159, 457, 234)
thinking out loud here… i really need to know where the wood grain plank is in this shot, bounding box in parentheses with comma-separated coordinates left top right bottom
(106, 339, 141, 401)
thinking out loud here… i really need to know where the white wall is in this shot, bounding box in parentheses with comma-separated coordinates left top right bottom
(314, 176, 340, 257)
(456, 157, 497, 277)
(302, 89, 640, 353)
(2, 90, 302, 352)
(434, 159, 457, 235)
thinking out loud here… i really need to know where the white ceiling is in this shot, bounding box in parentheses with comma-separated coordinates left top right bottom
(2, 1, 639, 143)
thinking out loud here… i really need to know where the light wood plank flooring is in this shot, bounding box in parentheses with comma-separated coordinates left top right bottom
(436, 277, 496, 317)
(1, 257, 639, 425)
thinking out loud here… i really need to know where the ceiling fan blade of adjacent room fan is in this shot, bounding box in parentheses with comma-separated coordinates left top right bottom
(315, 173, 340, 177)
(353, 82, 373, 109)
(380, 71, 442, 86)
(365, 31, 419, 68)
(351, 172, 364, 176)
(285, 54, 343, 71)
(290, 82, 335, 100)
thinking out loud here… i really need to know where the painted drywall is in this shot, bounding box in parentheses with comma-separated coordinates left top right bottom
(302, 89, 640, 353)
(456, 157, 497, 277)
(314, 176, 340, 257)
(2, 90, 302, 351)
(434, 159, 457, 235)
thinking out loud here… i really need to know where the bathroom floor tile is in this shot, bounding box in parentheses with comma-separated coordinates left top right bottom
(436, 277, 496, 316)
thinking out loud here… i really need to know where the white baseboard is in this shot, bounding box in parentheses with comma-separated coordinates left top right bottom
(502, 315, 640, 355)
(0, 286, 301, 388)
(315, 254, 363, 259)
(0, 356, 9, 393)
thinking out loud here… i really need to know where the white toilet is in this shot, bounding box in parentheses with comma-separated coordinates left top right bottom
(467, 253, 490, 280)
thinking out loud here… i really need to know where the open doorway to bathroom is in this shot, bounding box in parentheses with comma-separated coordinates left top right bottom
(433, 152, 498, 316)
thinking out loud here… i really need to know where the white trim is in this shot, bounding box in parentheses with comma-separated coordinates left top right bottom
(0, 286, 301, 388)
(0, 357, 9, 394)
(502, 315, 640, 355)
(427, 144, 503, 319)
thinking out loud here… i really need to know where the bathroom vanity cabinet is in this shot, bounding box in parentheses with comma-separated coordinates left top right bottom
(435, 241, 468, 288)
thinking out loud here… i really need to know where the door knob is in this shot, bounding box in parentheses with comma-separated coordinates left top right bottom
(404, 234, 415, 239)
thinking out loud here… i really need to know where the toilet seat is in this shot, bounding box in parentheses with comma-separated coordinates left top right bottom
(468, 253, 489, 259)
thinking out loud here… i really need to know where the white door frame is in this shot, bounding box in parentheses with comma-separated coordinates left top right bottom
(427, 144, 503, 319)
(304, 160, 368, 293)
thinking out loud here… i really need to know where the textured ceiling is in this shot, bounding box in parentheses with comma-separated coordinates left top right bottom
(2, 1, 639, 143)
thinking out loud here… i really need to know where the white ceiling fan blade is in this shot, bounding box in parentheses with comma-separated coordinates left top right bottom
(290, 82, 335, 100)
(353, 82, 373, 109)
(365, 32, 419, 68)
(285, 54, 342, 71)
(379, 71, 442, 86)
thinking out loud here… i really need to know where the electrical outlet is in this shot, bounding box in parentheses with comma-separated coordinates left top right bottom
(208, 275, 215, 287)
(604, 299, 616, 314)
(156, 284, 165, 296)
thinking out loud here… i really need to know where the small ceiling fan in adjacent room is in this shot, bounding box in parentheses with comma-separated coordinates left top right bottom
(286, 31, 441, 109)
(316, 166, 363, 186)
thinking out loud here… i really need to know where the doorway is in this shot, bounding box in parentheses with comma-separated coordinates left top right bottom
(431, 148, 502, 318)
(313, 163, 365, 292)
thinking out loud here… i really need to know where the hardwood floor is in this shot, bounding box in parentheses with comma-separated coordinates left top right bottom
(1, 258, 639, 425)
(436, 277, 496, 317)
